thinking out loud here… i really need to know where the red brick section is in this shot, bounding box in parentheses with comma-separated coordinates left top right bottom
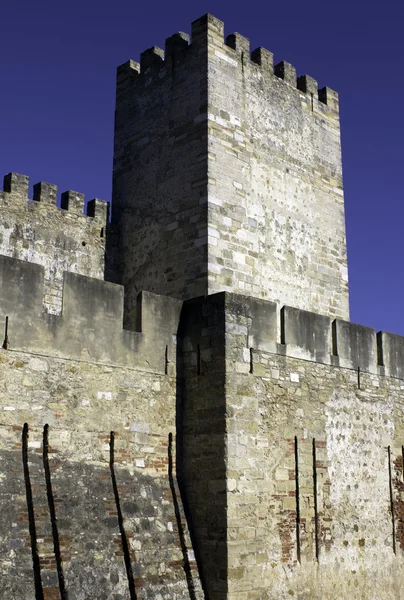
(315, 440, 333, 554)
(275, 438, 297, 565)
(43, 586, 60, 600)
(393, 453, 404, 549)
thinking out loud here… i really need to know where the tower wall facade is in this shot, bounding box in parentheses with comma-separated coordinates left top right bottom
(205, 18, 349, 319)
(112, 32, 210, 325)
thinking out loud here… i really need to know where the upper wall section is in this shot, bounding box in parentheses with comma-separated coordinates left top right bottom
(0, 254, 181, 372)
(182, 292, 404, 380)
(111, 14, 348, 323)
(0, 173, 108, 315)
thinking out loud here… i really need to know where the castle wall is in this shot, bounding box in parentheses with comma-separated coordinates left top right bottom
(0, 350, 203, 600)
(2, 12, 400, 600)
(0, 256, 203, 600)
(180, 293, 404, 600)
(205, 18, 349, 319)
(0, 173, 108, 315)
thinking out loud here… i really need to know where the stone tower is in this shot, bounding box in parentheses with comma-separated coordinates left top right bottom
(112, 14, 349, 325)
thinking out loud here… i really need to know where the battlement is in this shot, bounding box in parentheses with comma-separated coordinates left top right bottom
(1, 172, 109, 221)
(116, 13, 338, 112)
(183, 293, 404, 380)
(0, 255, 181, 374)
(1, 250, 394, 379)
(0, 172, 109, 315)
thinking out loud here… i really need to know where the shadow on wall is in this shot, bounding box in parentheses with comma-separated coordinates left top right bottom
(15, 424, 201, 600)
(175, 297, 228, 600)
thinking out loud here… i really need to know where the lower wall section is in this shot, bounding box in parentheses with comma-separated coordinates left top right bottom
(4, 290, 404, 600)
(178, 293, 404, 600)
(0, 349, 203, 600)
(178, 295, 228, 600)
(223, 296, 404, 600)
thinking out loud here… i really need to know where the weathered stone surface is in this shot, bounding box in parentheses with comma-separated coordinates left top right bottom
(0, 349, 203, 600)
(0, 174, 108, 314)
(332, 319, 378, 373)
(111, 13, 349, 324)
(179, 293, 404, 600)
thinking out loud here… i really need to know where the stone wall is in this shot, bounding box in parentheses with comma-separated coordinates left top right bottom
(178, 295, 228, 599)
(0, 173, 108, 315)
(112, 29, 210, 326)
(0, 256, 203, 600)
(0, 349, 203, 600)
(179, 292, 404, 600)
(204, 16, 349, 319)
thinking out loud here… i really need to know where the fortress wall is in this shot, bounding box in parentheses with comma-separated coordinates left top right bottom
(0, 254, 181, 372)
(202, 16, 349, 319)
(179, 293, 404, 600)
(0, 173, 108, 315)
(0, 343, 203, 600)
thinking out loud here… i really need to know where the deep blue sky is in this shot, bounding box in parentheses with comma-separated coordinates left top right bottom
(0, 1, 403, 333)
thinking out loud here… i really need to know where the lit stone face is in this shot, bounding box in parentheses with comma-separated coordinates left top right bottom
(206, 29, 349, 319)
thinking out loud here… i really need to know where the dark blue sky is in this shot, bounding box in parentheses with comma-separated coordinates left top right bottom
(1, 1, 403, 333)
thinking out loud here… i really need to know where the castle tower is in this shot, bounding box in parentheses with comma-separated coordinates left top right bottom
(112, 14, 349, 325)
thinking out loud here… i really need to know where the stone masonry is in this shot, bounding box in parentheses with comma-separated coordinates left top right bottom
(111, 14, 349, 326)
(0, 174, 108, 315)
(0, 12, 403, 600)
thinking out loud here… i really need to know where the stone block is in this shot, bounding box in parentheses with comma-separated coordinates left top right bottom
(281, 305, 331, 364)
(333, 319, 378, 374)
(378, 331, 404, 379)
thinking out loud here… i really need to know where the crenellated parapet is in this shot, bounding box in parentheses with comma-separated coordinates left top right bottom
(116, 13, 338, 114)
(1, 172, 108, 221)
(182, 293, 404, 381)
(3, 254, 396, 380)
(0, 173, 109, 315)
(0, 255, 181, 373)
